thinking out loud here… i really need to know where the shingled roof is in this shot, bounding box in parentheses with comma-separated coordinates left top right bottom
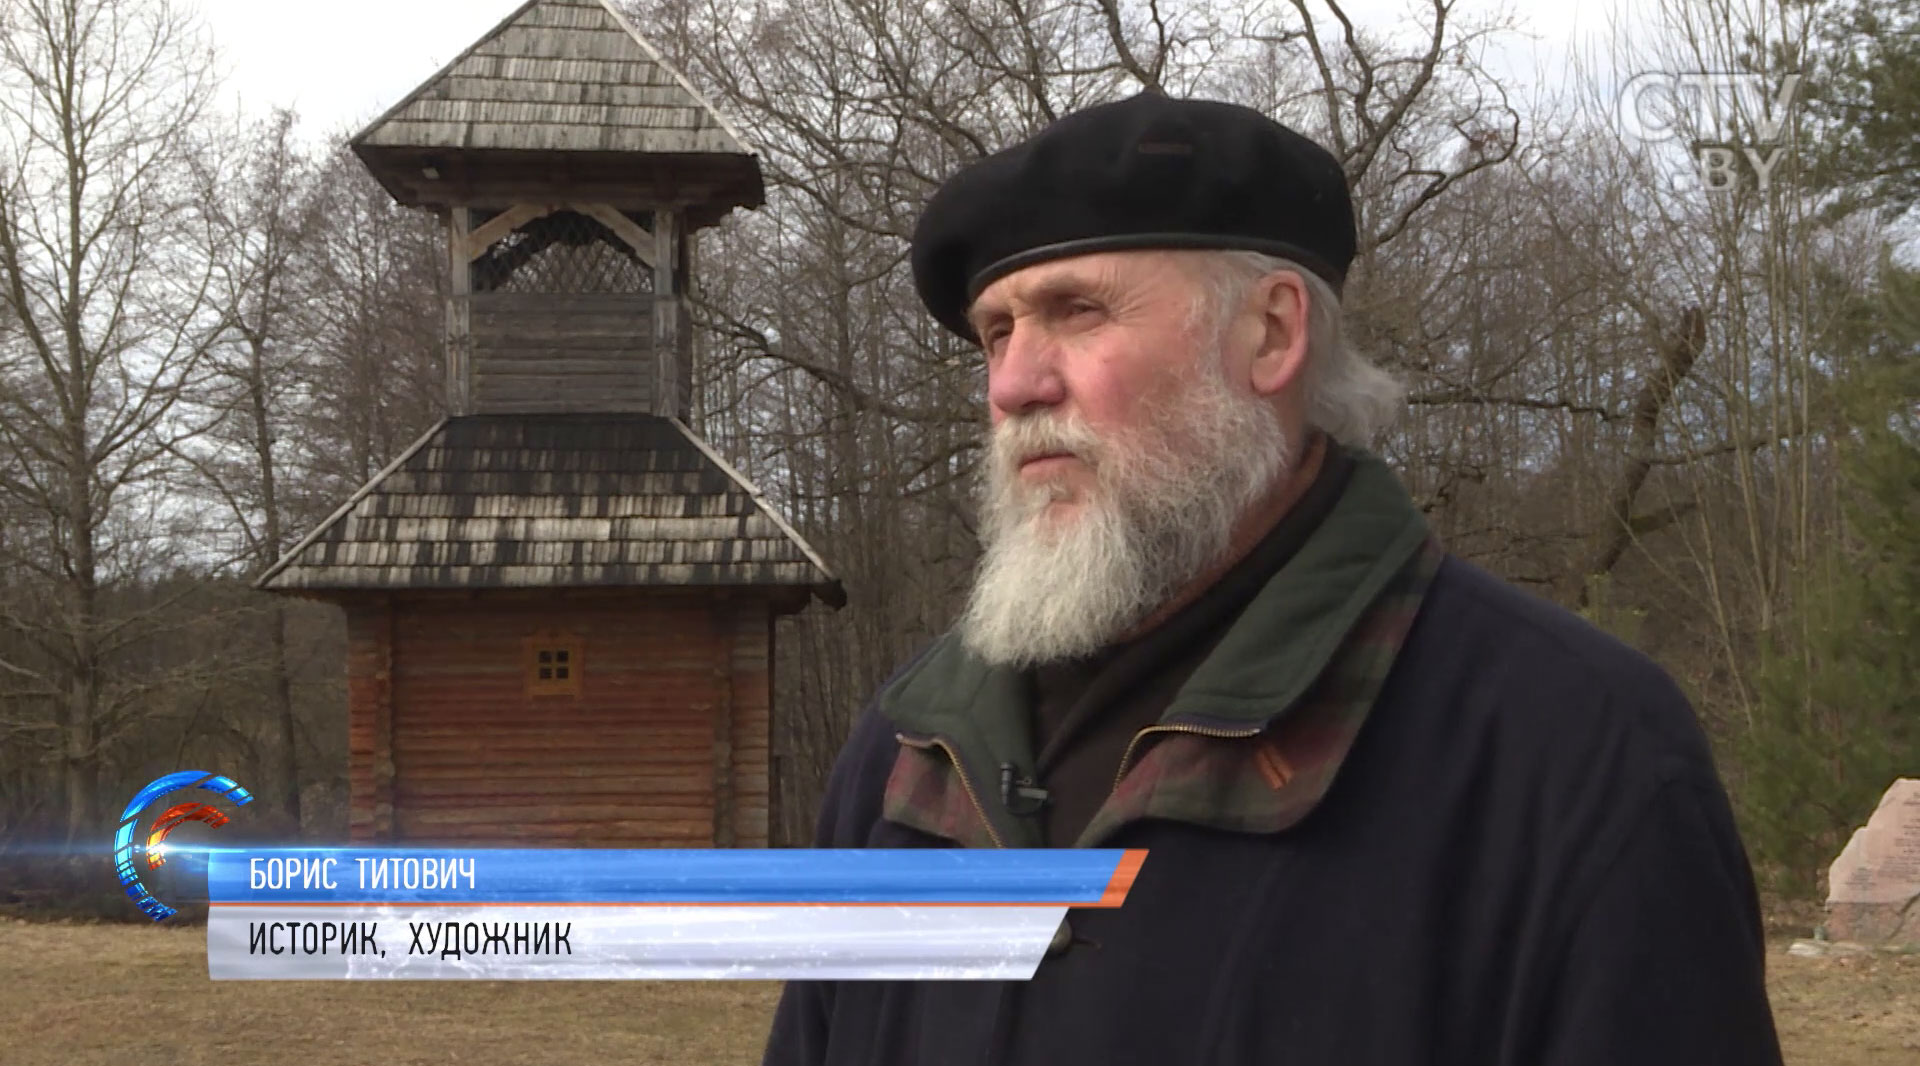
(352, 0, 752, 157)
(257, 415, 841, 605)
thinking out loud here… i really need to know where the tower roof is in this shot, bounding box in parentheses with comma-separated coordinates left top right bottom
(350, 0, 763, 212)
(257, 415, 843, 609)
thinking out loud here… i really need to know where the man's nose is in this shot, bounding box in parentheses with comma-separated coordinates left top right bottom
(987, 322, 1067, 417)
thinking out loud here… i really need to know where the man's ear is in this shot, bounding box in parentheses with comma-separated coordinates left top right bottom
(1248, 271, 1310, 398)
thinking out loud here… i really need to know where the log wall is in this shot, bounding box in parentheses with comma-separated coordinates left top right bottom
(343, 592, 773, 847)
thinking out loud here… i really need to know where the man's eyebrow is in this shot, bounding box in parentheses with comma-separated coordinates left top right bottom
(967, 302, 1008, 337)
(968, 269, 1120, 337)
(972, 273, 1107, 327)
(1026, 273, 1106, 305)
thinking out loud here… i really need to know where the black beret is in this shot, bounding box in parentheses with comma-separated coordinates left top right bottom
(910, 91, 1354, 343)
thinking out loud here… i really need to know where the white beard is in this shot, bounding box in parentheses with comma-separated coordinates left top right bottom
(958, 347, 1294, 668)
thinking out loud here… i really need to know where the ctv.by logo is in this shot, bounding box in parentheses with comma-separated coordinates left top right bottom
(114, 770, 253, 921)
(1616, 71, 1802, 192)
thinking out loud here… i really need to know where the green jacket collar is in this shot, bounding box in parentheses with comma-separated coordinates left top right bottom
(878, 448, 1433, 846)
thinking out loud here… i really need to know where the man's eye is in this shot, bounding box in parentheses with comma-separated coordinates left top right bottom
(1065, 301, 1102, 319)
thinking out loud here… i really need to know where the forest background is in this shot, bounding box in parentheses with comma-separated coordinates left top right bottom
(0, 0, 1914, 912)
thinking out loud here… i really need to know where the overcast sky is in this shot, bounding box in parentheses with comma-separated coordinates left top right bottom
(191, 0, 511, 140)
(187, 0, 1618, 142)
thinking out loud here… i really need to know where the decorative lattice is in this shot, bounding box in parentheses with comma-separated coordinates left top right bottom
(472, 209, 654, 295)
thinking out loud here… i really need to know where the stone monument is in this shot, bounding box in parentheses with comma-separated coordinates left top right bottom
(1824, 778, 1920, 949)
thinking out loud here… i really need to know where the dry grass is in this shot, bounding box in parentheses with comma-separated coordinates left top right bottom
(2, 919, 1914, 1064)
(0, 919, 781, 1066)
(1768, 945, 1920, 1066)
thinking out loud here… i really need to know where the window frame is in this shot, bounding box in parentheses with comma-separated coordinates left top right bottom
(523, 633, 583, 697)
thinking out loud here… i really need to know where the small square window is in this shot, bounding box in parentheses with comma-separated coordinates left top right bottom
(525, 635, 582, 697)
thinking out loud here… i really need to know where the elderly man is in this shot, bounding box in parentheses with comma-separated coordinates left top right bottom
(761, 92, 1782, 1066)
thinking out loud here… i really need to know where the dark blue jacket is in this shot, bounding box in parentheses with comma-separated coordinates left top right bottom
(763, 528, 1782, 1066)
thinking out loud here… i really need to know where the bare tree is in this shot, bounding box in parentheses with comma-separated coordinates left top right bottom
(175, 107, 316, 831)
(0, 0, 221, 843)
(289, 144, 445, 500)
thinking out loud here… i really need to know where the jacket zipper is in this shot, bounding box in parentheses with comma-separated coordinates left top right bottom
(895, 732, 1022, 1066)
(899, 721, 1268, 846)
(896, 733, 1008, 848)
(1109, 721, 1264, 795)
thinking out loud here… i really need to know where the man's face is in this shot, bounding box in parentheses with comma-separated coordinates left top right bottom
(969, 252, 1213, 523)
(958, 250, 1295, 667)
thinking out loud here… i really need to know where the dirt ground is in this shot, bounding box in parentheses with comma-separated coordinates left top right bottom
(1, 919, 1914, 1064)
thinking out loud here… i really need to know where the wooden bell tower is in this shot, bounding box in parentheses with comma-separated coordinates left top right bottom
(259, 0, 841, 849)
(350, 0, 767, 423)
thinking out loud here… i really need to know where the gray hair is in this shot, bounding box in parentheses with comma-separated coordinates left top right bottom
(1178, 250, 1404, 444)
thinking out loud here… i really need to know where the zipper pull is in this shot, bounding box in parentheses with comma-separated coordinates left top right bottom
(999, 763, 1051, 817)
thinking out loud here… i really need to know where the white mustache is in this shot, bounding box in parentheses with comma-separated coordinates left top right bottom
(991, 413, 1105, 472)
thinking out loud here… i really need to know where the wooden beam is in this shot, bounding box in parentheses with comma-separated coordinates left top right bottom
(446, 208, 473, 416)
(464, 203, 557, 260)
(371, 598, 396, 843)
(675, 227, 694, 417)
(573, 203, 654, 269)
(765, 611, 779, 846)
(726, 602, 771, 847)
(712, 618, 736, 848)
(653, 208, 681, 419)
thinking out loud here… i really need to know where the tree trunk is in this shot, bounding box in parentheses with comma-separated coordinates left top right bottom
(252, 338, 302, 833)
